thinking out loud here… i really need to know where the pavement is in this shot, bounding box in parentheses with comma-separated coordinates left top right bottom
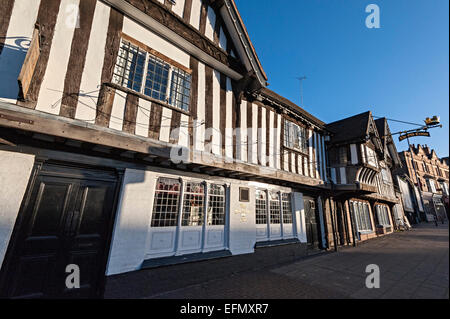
(105, 222, 449, 299)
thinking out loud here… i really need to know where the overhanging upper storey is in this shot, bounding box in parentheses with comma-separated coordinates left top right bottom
(216, 0, 268, 90)
(102, 0, 268, 92)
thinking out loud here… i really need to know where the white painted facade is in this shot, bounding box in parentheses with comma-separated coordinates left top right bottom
(106, 166, 309, 276)
(0, 151, 35, 269)
(0, 0, 330, 281)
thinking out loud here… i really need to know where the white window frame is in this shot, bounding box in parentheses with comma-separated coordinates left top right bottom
(350, 200, 373, 233)
(376, 205, 391, 227)
(151, 178, 228, 229)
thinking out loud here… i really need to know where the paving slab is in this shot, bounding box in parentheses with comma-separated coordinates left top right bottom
(105, 223, 449, 299)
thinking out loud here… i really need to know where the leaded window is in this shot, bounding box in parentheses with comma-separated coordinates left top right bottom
(269, 192, 281, 225)
(182, 182, 204, 226)
(113, 40, 146, 92)
(151, 178, 181, 227)
(284, 120, 308, 153)
(169, 68, 192, 112)
(282, 193, 293, 224)
(376, 205, 391, 226)
(144, 55, 170, 101)
(350, 201, 372, 232)
(113, 39, 192, 111)
(256, 190, 267, 225)
(207, 184, 226, 226)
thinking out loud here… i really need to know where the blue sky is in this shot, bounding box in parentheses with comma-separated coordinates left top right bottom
(235, 0, 449, 157)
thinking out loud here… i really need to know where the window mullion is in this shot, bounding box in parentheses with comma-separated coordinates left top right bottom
(166, 67, 174, 105)
(141, 53, 149, 94)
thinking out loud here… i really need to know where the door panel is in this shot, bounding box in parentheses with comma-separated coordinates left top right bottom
(1, 164, 119, 299)
(203, 227, 224, 252)
(282, 224, 294, 238)
(177, 226, 202, 254)
(148, 228, 177, 257)
(304, 197, 321, 249)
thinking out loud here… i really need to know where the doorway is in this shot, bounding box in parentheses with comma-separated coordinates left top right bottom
(303, 196, 321, 249)
(0, 162, 121, 298)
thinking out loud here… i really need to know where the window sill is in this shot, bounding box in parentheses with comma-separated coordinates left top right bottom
(282, 145, 309, 156)
(105, 82, 191, 117)
(358, 230, 374, 235)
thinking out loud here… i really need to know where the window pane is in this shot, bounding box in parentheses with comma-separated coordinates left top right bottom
(144, 55, 170, 103)
(256, 190, 267, 225)
(151, 178, 181, 227)
(282, 193, 293, 224)
(269, 192, 281, 224)
(284, 120, 308, 153)
(182, 182, 204, 226)
(169, 68, 192, 111)
(113, 40, 145, 93)
(207, 184, 226, 226)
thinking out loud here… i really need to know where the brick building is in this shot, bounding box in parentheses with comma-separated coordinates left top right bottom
(396, 145, 449, 222)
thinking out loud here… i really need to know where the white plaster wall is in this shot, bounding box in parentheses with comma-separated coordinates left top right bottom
(268, 111, 274, 168)
(178, 114, 190, 148)
(35, 0, 79, 115)
(228, 184, 256, 255)
(251, 103, 258, 164)
(190, 0, 202, 30)
(276, 114, 281, 169)
(239, 100, 248, 162)
(292, 192, 306, 243)
(172, 0, 185, 17)
(194, 61, 206, 151)
(211, 70, 221, 155)
(75, 1, 111, 123)
(135, 99, 152, 137)
(108, 90, 127, 131)
(106, 169, 156, 275)
(321, 135, 327, 181)
(205, 6, 216, 41)
(225, 77, 233, 159)
(0, 0, 40, 103)
(106, 166, 298, 275)
(297, 154, 303, 175)
(0, 151, 35, 269)
(160, 107, 172, 143)
(122, 16, 190, 69)
(259, 108, 266, 166)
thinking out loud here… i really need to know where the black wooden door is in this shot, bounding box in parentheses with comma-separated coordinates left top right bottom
(304, 197, 321, 249)
(1, 163, 119, 299)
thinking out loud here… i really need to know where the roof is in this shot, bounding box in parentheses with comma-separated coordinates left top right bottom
(326, 111, 372, 143)
(259, 88, 326, 128)
(374, 118, 386, 138)
(229, 0, 268, 82)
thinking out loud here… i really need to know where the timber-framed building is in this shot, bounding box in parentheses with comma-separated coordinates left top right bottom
(0, 0, 333, 298)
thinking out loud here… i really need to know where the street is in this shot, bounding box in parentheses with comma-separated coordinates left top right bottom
(105, 223, 449, 299)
